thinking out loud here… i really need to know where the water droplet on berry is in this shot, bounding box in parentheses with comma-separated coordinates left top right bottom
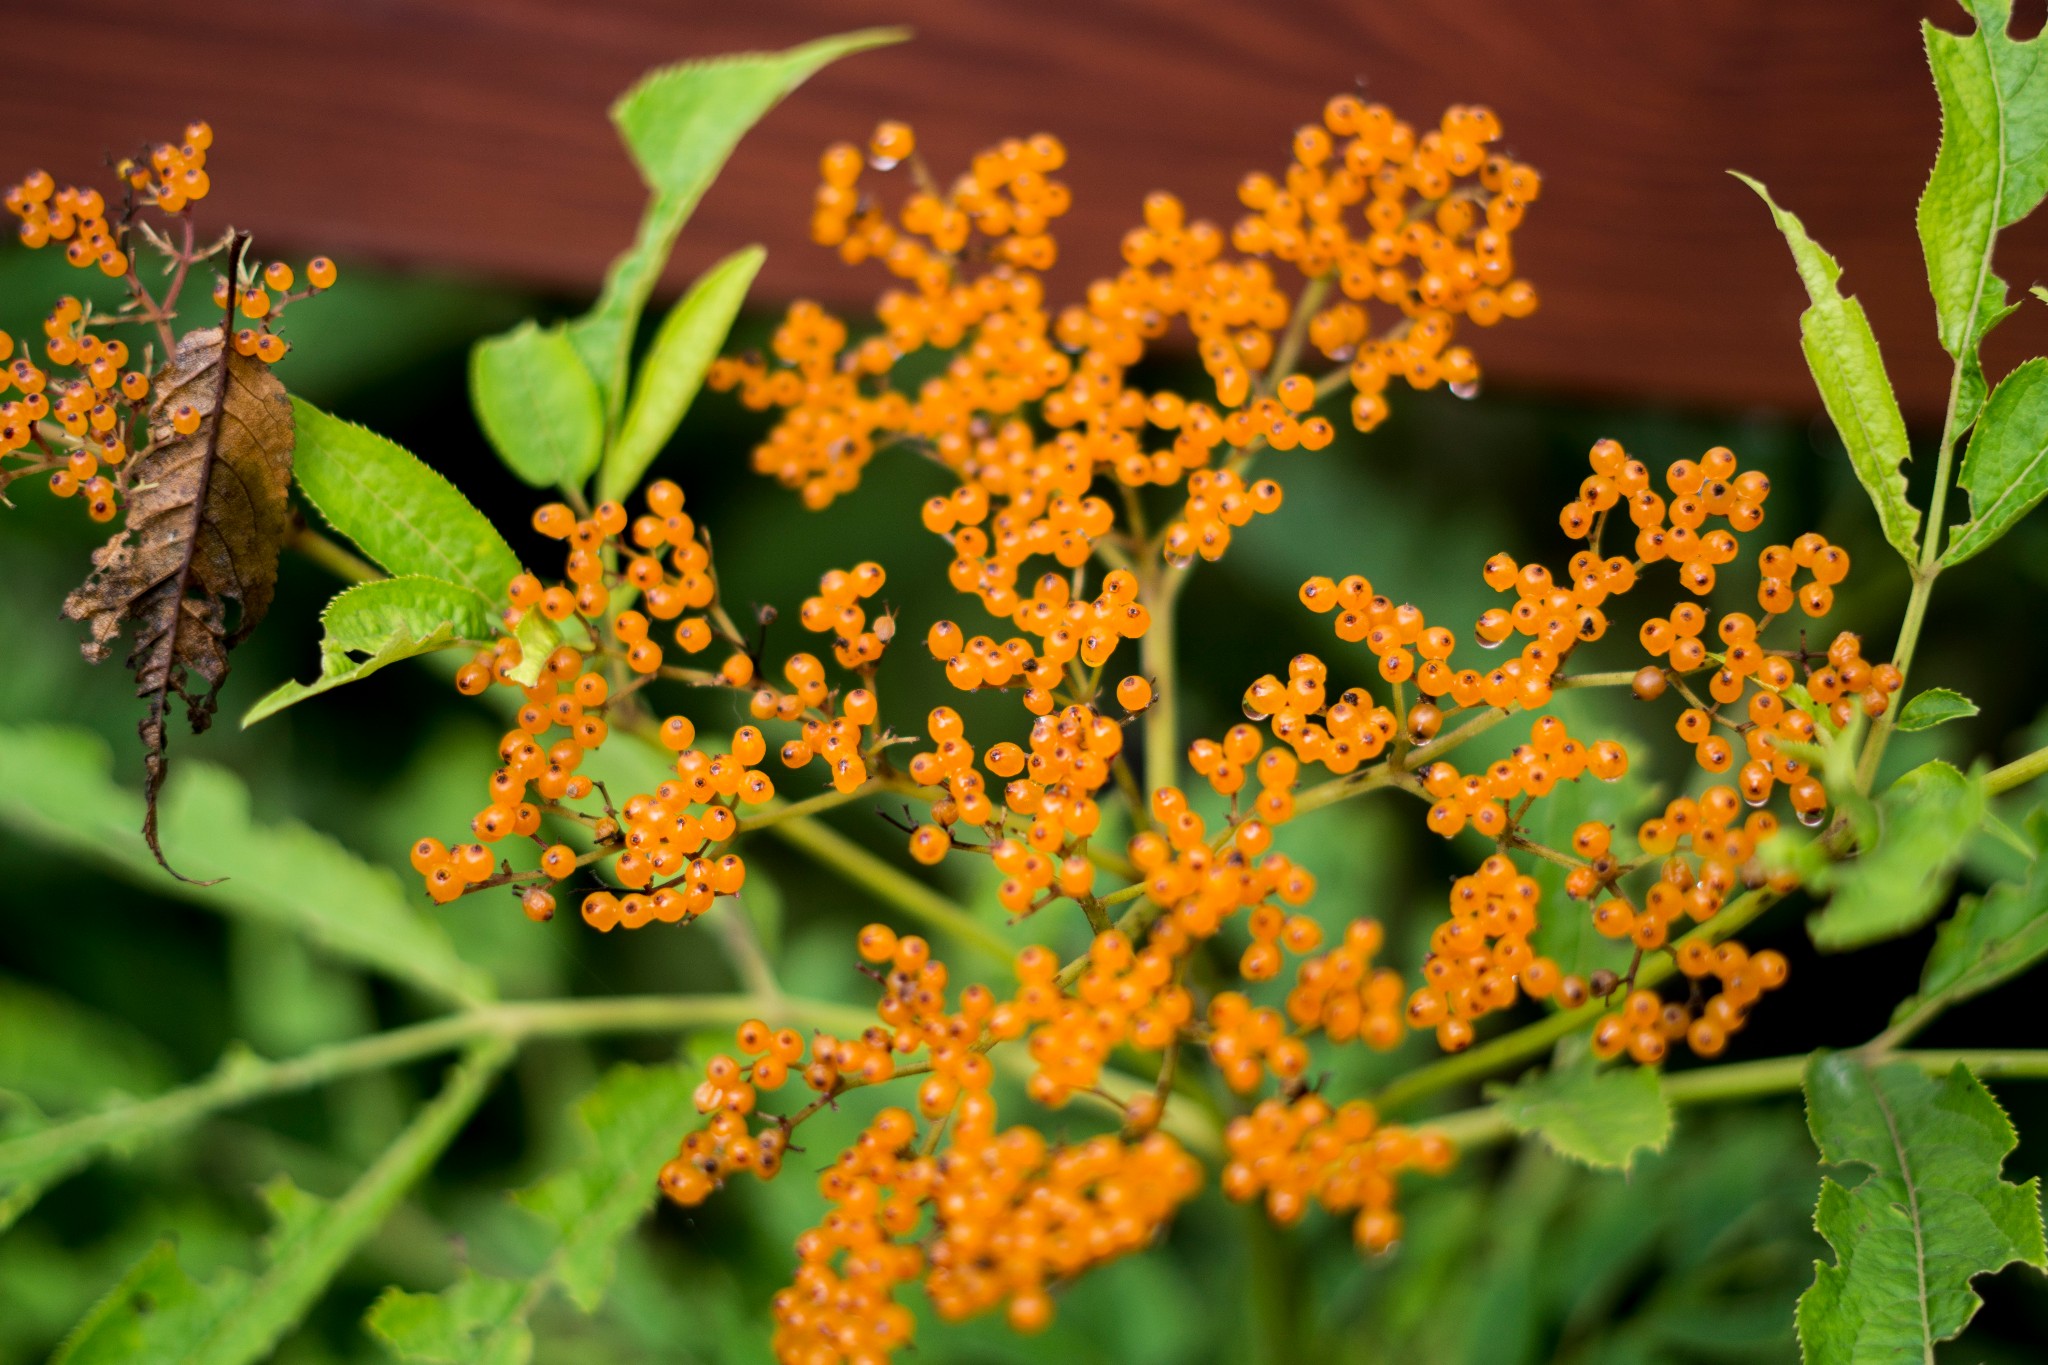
(870, 155, 901, 171)
(1478, 635, 1503, 649)
(1797, 807, 1825, 827)
(1450, 380, 1481, 400)
(1165, 552, 1194, 570)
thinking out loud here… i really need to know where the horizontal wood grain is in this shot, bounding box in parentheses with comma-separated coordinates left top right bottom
(2, 0, 2042, 417)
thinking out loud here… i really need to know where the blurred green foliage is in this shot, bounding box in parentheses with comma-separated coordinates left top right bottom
(3, 214, 2048, 1360)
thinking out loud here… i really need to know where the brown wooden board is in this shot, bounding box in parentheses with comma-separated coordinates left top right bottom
(3, 0, 2043, 417)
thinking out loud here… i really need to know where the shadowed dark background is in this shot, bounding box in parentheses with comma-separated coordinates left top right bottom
(0, 3, 2045, 1362)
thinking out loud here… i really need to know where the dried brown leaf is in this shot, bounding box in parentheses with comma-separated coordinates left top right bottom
(62, 299, 295, 878)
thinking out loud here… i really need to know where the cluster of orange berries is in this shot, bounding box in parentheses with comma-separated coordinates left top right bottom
(1240, 654, 1405, 775)
(1285, 918, 1408, 1048)
(1594, 942, 1789, 1064)
(5, 162, 143, 271)
(421, 482, 812, 928)
(658, 931, 1203, 1356)
(1419, 715, 1628, 839)
(1239, 100, 1538, 424)
(1016, 933, 1190, 1104)
(1222, 1095, 1454, 1252)
(1405, 854, 1582, 1051)
(2, 130, 336, 532)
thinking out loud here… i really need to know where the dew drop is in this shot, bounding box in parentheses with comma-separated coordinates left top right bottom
(1450, 380, 1481, 400)
(1797, 807, 1825, 827)
(1165, 552, 1194, 570)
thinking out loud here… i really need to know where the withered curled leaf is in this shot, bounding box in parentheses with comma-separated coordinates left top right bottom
(62, 303, 295, 879)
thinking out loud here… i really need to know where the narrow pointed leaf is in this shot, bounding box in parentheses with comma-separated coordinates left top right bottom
(243, 576, 495, 726)
(1736, 174, 1921, 562)
(1797, 1053, 2046, 1363)
(1807, 760, 1987, 950)
(1894, 686, 1981, 732)
(1918, 0, 2048, 430)
(291, 399, 523, 603)
(1943, 357, 2048, 565)
(598, 245, 764, 503)
(470, 322, 604, 489)
(53, 1043, 508, 1365)
(567, 28, 904, 418)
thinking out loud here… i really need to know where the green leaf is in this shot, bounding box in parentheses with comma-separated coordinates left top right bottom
(1493, 1042, 1672, 1172)
(1807, 760, 1988, 951)
(1736, 174, 1922, 563)
(1917, 0, 2048, 430)
(0, 725, 490, 1005)
(366, 1272, 531, 1365)
(291, 399, 523, 603)
(1895, 853, 2048, 1028)
(1796, 1053, 2046, 1363)
(514, 1060, 697, 1309)
(567, 28, 904, 419)
(1894, 686, 1982, 732)
(470, 321, 604, 489)
(0, 978, 174, 1114)
(598, 245, 764, 503)
(53, 1043, 508, 1365)
(1943, 357, 2048, 565)
(243, 576, 494, 726)
(365, 1061, 697, 1360)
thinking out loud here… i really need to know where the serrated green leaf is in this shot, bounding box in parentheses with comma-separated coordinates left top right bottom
(568, 29, 904, 420)
(513, 1060, 699, 1311)
(1943, 357, 2048, 565)
(1494, 1042, 1672, 1172)
(291, 399, 523, 603)
(53, 1043, 508, 1365)
(0, 978, 174, 1114)
(1918, 0, 2048, 433)
(1895, 853, 2048, 1029)
(1736, 174, 1922, 563)
(0, 725, 490, 1005)
(366, 1272, 532, 1365)
(363, 1061, 696, 1361)
(1894, 686, 1981, 732)
(471, 322, 604, 490)
(598, 245, 764, 503)
(1807, 760, 1988, 951)
(244, 576, 493, 726)
(1797, 1053, 2046, 1363)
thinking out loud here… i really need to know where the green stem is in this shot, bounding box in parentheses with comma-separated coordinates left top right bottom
(1856, 355, 1967, 792)
(193, 1039, 512, 1364)
(1140, 563, 1186, 796)
(0, 993, 868, 1187)
(1426, 1048, 2048, 1153)
(738, 781, 878, 833)
(763, 814, 1013, 966)
(291, 526, 381, 585)
(1987, 741, 2048, 797)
